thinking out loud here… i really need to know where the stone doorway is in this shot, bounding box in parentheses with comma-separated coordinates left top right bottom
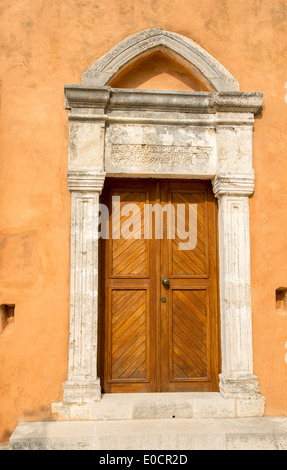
(52, 28, 265, 419)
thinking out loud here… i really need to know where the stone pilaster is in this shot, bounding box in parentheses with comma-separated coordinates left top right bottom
(63, 170, 105, 403)
(212, 174, 261, 398)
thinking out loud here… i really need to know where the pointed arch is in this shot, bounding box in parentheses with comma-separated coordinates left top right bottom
(82, 28, 239, 92)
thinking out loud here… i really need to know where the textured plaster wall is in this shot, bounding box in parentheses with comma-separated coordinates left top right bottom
(1, 0, 287, 442)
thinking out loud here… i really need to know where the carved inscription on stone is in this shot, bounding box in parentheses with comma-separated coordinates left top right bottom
(111, 144, 212, 166)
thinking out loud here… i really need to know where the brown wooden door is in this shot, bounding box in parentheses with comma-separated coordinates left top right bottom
(99, 179, 220, 393)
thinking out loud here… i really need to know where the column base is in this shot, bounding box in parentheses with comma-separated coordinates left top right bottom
(219, 373, 261, 398)
(63, 380, 102, 404)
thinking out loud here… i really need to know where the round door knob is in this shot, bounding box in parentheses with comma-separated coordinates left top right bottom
(162, 278, 170, 286)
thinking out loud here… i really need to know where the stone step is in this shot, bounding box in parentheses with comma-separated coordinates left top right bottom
(9, 417, 287, 450)
(0, 443, 9, 450)
(52, 392, 265, 420)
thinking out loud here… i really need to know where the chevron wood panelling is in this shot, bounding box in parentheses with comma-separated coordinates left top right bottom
(111, 289, 148, 380)
(171, 191, 208, 276)
(171, 289, 208, 380)
(100, 179, 219, 394)
(112, 191, 148, 276)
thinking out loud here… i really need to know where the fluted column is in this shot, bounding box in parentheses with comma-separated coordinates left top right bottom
(63, 170, 105, 403)
(212, 174, 261, 398)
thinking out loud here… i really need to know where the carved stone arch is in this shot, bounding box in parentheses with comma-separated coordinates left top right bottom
(82, 28, 239, 92)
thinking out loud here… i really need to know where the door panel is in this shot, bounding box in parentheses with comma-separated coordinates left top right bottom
(171, 288, 208, 380)
(170, 190, 208, 277)
(99, 178, 219, 393)
(111, 191, 149, 276)
(110, 289, 148, 381)
(102, 180, 157, 393)
(160, 181, 218, 392)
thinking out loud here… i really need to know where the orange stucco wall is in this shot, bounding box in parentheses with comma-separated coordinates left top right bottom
(1, 0, 287, 442)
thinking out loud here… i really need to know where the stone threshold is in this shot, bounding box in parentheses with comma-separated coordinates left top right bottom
(52, 392, 265, 421)
(9, 417, 287, 450)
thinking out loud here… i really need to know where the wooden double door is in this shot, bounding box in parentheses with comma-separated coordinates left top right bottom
(98, 178, 220, 393)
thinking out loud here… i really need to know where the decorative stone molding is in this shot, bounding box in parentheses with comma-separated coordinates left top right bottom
(67, 170, 106, 192)
(212, 173, 255, 198)
(64, 87, 110, 114)
(64, 87, 263, 115)
(53, 30, 265, 417)
(82, 28, 239, 92)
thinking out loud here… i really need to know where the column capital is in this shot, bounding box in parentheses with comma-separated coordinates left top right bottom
(67, 170, 106, 193)
(212, 173, 255, 198)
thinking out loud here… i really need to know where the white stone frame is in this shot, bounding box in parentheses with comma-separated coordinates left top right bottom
(53, 29, 265, 418)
